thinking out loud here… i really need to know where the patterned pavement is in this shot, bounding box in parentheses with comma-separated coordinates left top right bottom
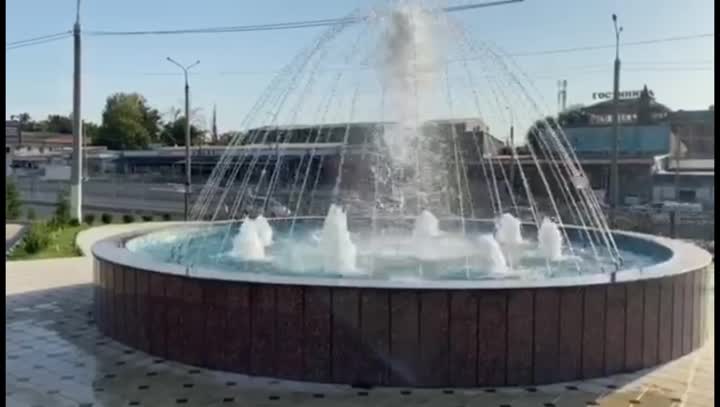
(5, 226, 715, 407)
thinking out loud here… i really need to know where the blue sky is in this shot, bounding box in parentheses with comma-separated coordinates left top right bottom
(6, 0, 714, 133)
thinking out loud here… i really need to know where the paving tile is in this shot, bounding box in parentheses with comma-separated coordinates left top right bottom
(5, 250, 715, 407)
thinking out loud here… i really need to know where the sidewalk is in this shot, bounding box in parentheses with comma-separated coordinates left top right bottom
(5, 224, 716, 407)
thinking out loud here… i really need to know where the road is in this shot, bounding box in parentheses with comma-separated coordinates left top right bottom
(12, 177, 321, 217)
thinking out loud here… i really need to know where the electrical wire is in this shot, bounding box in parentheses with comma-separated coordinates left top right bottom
(7, 30, 72, 46)
(506, 33, 714, 57)
(85, 17, 365, 37)
(83, 0, 522, 37)
(6, 32, 72, 50)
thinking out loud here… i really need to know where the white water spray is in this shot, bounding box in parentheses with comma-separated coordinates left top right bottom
(231, 217, 266, 261)
(538, 217, 563, 261)
(319, 204, 358, 274)
(495, 213, 523, 246)
(255, 215, 273, 247)
(477, 234, 509, 274)
(412, 210, 441, 239)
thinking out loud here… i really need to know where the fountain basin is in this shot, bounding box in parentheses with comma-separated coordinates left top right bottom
(92, 218, 711, 387)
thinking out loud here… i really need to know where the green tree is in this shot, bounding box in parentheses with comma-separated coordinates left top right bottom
(5, 178, 22, 220)
(84, 121, 101, 145)
(96, 93, 161, 150)
(160, 116, 206, 146)
(42, 114, 73, 133)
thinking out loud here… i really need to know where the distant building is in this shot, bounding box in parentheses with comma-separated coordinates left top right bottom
(652, 156, 714, 209)
(667, 109, 714, 159)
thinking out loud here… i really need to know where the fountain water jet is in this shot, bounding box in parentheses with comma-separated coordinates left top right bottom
(538, 217, 563, 261)
(231, 217, 266, 261)
(319, 204, 358, 274)
(412, 210, 441, 240)
(495, 213, 523, 246)
(477, 234, 509, 274)
(255, 215, 274, 247)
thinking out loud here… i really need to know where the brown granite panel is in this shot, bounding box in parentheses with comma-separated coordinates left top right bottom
(604, 284, 626, 375)
(658, 277, 674, 364)
(692, 270, 702, 350)
(699, 268, 708, 346)
(419, 292, 449, 386)
(449, 291, 477, 387)
(226, 284, 250, 373)
(104, 263, 115, 338)
(180, 278, 204, 366)
(682, 272, 694, 355)
(358, 289, 390, 386)
(134, 270, 150, 354)
(113, 265, 126, 344)
(250, 285, 276, 377)
(477, 291, 507, 386)
(642, 280, 660, 368)
(97, 262, 107, 333)
(332, 288, 361, 384)
(202, 281, 227, 370)
(389, 291, 420, 386)
(275, 285, 304, 381)
(164, 275, 185, 362)
(557, 287, 583, 382)
(123, 269, 138, 349)
(582, 285, 606, 379)
(671, 274, 684, 359)
(507, 289, 533, 385)
(148, 272, 167, 358)
(93, 260, 100, 326)
(625, 281, 644, 372)
(533, 288, 560, 384)
(303, 286, 331, 382)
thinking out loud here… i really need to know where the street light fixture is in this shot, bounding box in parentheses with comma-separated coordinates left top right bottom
(609, 14, 622, 227)
(166, 57, 200, 221)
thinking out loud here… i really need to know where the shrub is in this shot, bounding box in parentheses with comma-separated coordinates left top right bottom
(26, 208, 36, 221)
(6, 178, 22, 219)
(84, 214, 96, 225)
(122, 214, 135, 223)
(53, 189, 71, 226)
(162, 213, 172, 221)
(69, 218, 80, 227)
(22, 223, 51, 254)
(141, 215, 153, 222)
(101, 213, 113, 224)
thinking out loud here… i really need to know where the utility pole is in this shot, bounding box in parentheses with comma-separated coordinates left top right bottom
(166, 57, 200, 221)
(609, 14, 622, 227)
(70, 0, 83, 221)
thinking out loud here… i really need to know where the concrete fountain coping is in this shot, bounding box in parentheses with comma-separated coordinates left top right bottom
(91, 218, 711, 290)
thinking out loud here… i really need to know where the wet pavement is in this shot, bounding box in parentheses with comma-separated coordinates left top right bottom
(5, 225, 716, 406)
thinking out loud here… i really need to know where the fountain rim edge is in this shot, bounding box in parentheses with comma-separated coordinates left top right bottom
(91, 218, 712, 290)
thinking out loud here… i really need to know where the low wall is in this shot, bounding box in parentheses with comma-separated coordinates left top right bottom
(93, 257, 710, 387)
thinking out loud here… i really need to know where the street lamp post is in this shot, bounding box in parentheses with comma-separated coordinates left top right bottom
(166, 57, 200, 221)
(70, 0, 83, 221)
(610, 14, 622, 227)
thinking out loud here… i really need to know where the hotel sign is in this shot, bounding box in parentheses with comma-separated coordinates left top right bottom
(592, 89, 655, 100)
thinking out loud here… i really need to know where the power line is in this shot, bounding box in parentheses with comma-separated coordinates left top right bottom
(85, 17, 365, 37)
(506, 33, 713, 57)
(6, 32, 72, 50)
(7, 30, 72, 46)
(83, 0, 522, 37)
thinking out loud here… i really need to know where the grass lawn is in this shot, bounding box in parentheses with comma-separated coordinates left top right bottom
(8, 224, 89, 261)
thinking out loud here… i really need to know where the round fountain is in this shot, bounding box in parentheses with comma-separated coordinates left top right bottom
(92, 0, 711, 388)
